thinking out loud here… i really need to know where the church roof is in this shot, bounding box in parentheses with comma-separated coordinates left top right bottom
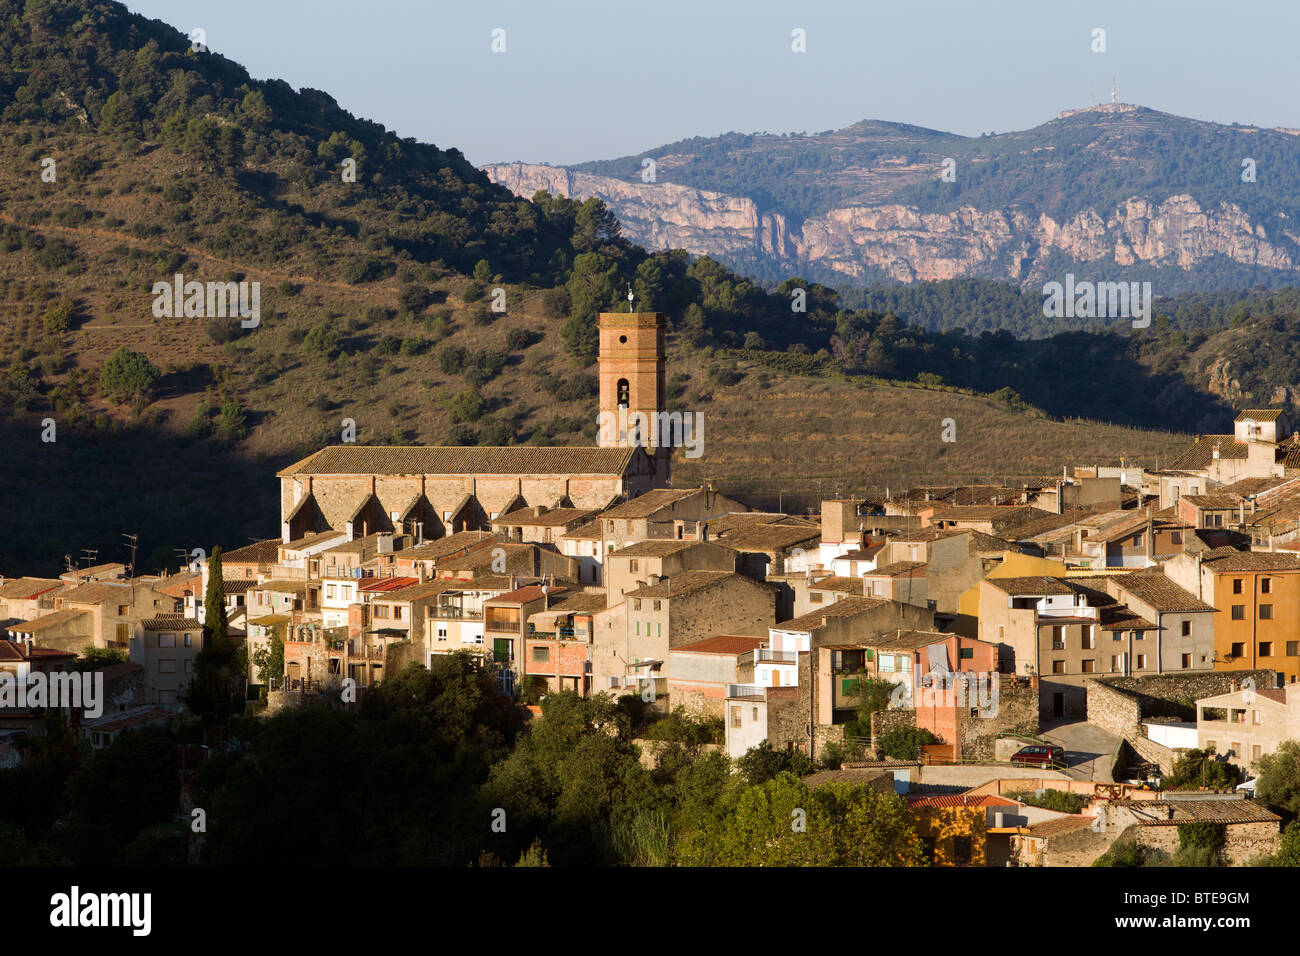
(277, 445, 638, 478)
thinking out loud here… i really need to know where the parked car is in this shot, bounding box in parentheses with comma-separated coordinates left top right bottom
(1010, 744, 1065, 769)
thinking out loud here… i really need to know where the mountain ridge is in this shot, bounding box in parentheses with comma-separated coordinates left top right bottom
(485, 104, 1300, 294)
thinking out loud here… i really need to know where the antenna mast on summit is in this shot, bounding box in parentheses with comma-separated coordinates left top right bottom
(1112, 77, 1117, 105)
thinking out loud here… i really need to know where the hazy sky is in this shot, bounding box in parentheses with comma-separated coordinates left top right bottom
(124, 0, 1300, 167)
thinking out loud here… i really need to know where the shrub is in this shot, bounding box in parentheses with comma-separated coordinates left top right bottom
(440, 387, 486, 423)
(505, 328, 534, 350)
(438, 345, 467, 375)
(1005, 789, 1089, 814)
(99, 347, 159, 405)
(877, 726, 938, 760)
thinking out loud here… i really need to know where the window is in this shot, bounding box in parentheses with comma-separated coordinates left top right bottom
(1288, 642, 1299, 656)
(635, 621, 640, 635)
(810, 592, 823, 604)
(953, 836, 972, 867)
(184, 634, 192, 647)
(1181, 653, 1192, 668)
(653, 600, 661, 611)
(326, 585, 336, 599)
(609, 676, 621, 689)
(393, 606, 404, 621)
(1081, 626, 1095, 650)
(158, 660, 176, 674)
(437, 627, 447, 642)
(374, 605, 390, 619)
(1233, 579, 1243, 594)
(1231, 642, 1246, 658)
(1112, 632, 1123, 642)
(1260, 642, 1273, 657)
(730, 706, 741, 729)
(1052, 660, 1065, 674)
(184, 660, 193, 674)
(1181, 620, 1191, 637)
(1135, 654, 1146, 669)
(1253, 745, 1262, 760)
(998, 625, 1004, 640)
(1081, 659, 1095, 673)
(752, 706, 759, 721)
(657, 623, 662, 637)
(1259, 605, 1273, 620)
(633, 599, 642, 611)
(1253, 710, 1261, 726)
(158, 633, 176, 648)
(532, 646, 550, 663)
(118, 605, 129, 616)
(959, 647, 974, 660)
(1131, 534, 1142, 546)
(629, 560, 639, 573)
(1231, 605, 1245, 620)
(1262, 578, 1272, 594)
(1133, 631, 1145, 642)
(1110, 656, 1121, 672)
(1171, 531, 1182, 545)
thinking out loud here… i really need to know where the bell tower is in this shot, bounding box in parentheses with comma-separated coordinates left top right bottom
(597, 306, 665, 451)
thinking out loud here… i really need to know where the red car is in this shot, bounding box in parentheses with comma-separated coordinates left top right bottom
(1010, 745, 1065, 769)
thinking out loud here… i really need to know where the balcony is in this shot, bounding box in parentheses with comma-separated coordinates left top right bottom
(756, 648, 797, 664)
(432, 607, 482, 620)
(727, 683, 765, 698)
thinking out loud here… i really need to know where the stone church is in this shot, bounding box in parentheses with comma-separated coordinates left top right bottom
(277, 311, 673, 542)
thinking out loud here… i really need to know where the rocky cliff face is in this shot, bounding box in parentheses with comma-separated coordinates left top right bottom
(484, 162, 1297, 290)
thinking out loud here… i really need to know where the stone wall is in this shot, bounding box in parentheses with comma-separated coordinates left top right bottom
(1133, 821, 1280, 866)
(1086, 670, 1280, 738)
(870, 708, 916, 758)
(960, 681, 1039, 761)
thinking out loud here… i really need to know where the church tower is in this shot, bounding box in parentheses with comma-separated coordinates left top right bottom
(597, 308, 665, 451)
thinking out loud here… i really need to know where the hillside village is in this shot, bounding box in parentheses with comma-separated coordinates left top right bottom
(3, 309, 1300, 867)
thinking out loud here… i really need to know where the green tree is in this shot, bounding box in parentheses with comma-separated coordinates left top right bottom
(1255, 740, 1300, 815)
(99, 346, 159, 406)
(204, 547, 228, 646)
(562, 253, 622, 363)
(680, 773, 925, 866)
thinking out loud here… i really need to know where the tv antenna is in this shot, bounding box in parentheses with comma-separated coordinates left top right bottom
(79, 548, 98, 569)
(627, 284, 635, 312)
(122, 533, 138, 577)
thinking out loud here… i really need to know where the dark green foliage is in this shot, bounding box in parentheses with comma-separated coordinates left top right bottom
(99, 346, 158, 405)
(1006, 788, 1089, 814)
(1254, 740, 1300, 816)
(877, 725, 939, 760)
(735, 740, 814, 785)
(1162, 748, 1239, 791)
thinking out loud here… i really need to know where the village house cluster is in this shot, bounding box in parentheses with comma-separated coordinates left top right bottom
(3, 312, 1299, 864)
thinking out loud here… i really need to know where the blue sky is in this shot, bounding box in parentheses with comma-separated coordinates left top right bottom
(124, 0, 1300, 166)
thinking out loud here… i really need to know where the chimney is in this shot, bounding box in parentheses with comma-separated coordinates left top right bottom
(416, 521, 424, 545)
(648, 573, 661, 587)
(535, 505, 547, 516)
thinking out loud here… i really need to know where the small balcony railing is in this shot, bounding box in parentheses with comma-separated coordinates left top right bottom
(756, 649, 797, 663)
(727, 683, 765, 698)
